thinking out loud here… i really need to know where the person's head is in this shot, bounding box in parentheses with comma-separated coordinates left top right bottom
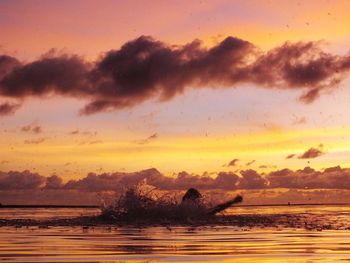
(182, 188, 202, 203)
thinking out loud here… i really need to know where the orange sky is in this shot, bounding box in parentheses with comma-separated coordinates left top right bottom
(1, 0, 350, 181)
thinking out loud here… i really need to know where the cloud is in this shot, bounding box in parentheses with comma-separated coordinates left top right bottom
(246, 160, 256, 166)
(21, 124, 42, 134)
(265, 166, 350, 189)
(214, 172, 240, 190)
(0, 102, 21, 116)
(70, 129, 80, 135)
(78, 139, 103, 146)
(3, 165, 350, 195)
(134, 133, 158, 145)
(69, 129, 97, 136)
(238, 169, 267, 189)
(4, 168, 239, 192)
(62, 169, 240, 191)
(44, 175, 63, 189)
(3, 166, 350, 205)
(1, 36, 350, 115)
(24, 138, 46, 144)
(258, 164, 277, 169)
(88, 140, 103, 145)
(0, 55, 21, 79)
(292, 116, 307, 125)
(286, 154, 296, 159)
(0, 170, 45, 190)
(298, 144, 324, 159)
(227, 158, 239, 167)
(0, 54, 88, 99)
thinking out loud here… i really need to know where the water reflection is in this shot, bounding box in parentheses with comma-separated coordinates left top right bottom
(0, 207, 100, 220)
(2, 205, 350, 262)
(1, 226, 350, 262)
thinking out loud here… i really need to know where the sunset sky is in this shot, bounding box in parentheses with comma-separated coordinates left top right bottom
(1, 0, 350, 204)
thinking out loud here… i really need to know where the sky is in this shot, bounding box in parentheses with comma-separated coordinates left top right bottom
(1, 0, 350, 204)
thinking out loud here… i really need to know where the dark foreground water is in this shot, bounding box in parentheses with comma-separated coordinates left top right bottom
(1, 205, 350, 262)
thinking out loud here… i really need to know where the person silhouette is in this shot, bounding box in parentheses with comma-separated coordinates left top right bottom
(181, 188, 243, 215)
(182, 188, 202, 203)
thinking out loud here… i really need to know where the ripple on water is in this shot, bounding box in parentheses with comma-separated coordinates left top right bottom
(2, 205, 350, 262)
(1, 226, 350, 262)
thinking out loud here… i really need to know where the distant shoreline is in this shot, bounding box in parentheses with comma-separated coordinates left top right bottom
(1, 203, 350, 209)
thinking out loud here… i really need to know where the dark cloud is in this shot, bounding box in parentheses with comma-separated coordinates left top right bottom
(0, 55, 89, 98)
(0, 170, 45, 190)
(0, 102, 21, 116)
(238, 169, 267, 189)
(267, 168, 301, 188)
(0, 55, 21, 80)
(298, 144, 324, 159)
(62, 169, 240, 191)
(249, 42, 350, 102)
(286, 154, 296, 159)
(3, 165, 350, 193)
(266, 166, 350, 189)
(227, 158, 239, 167)
(44, 175, 64, 189)
(214, 172, 240, 190)
(65, 169, 156, 192)
(21, 124, 42, 134)
(1, 36, 350, 115)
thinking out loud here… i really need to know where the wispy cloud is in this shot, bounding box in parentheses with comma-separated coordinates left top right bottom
(21, 123, 42, 134)
(286, 154, 296, 159)
(227, 158, 239, 167)
(134, 133, 158, 145)
(24, 138, 46, 144)
(246, 160, 256, 166)
(69, 129, 97, 136)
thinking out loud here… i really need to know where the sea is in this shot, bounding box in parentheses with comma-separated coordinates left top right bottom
(1, 204, 350, 262)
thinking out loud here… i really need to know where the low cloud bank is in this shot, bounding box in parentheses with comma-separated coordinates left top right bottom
(1, 166, 350, 192)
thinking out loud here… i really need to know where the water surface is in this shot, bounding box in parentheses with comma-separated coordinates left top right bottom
(1, 205, 350, 262)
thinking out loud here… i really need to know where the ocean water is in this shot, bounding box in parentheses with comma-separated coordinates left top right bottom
(0, 207, 100, 220)
(1, 205, 350, 262)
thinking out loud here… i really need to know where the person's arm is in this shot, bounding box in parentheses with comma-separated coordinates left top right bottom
(207, 195, 243, 215)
